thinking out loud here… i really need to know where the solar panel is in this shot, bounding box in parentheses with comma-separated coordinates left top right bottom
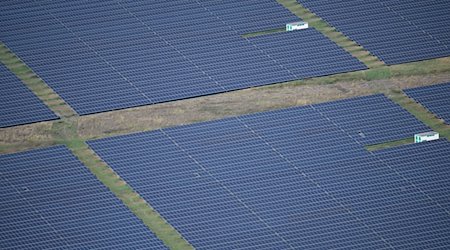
(404, 82, 450, 124)
(1, 0, 365, 115)
(298, 0, 450, 65)
(248, 30, 367, 79)
(197, 0, 296, 34)
(0, 145, 167, 249)
(374, 139, 450, 211)
(0, 63, 58, 128)
(88, 94, 444, 249)
(312, 94, 430, 145)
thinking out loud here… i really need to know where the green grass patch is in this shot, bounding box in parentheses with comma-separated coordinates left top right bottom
(365, 138, 414, 151)
(364, 68, 391, 80)
(64, 138, 86, 149)
(242, 28, 286, 38)
(390, 58, 450, 77)
(387, 91, 450, 141)
(309, 19, 329, 30)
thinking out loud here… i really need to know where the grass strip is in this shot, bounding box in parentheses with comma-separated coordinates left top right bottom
(49, 118, 194, 249)
(0, 41, 77, 118)
(69, 141, 194, 250)
(388, 91, 450, 140)
(266, 57, 450, 89)
(276, 0, 384, 69)
(366, 90, 450, 151)
(365, 138, 414, 151)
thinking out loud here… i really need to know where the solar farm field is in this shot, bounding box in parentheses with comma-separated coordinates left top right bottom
(88, 94, 450, 249)
(298, 0, 450, 65)
(374, 139, 450, 212)
(1, 0, 450, 249)
(0, 63, 58, 128)
(312, 94, 429, 145)
(0, 0, 365, 115)
(0, 145, 166, 249)
(404, 82, 450, 124)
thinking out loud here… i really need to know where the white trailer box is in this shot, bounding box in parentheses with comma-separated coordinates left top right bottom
(414, 132, 439, 143)
(286, 21, 308, 31)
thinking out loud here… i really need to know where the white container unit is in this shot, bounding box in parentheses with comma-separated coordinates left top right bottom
(286, 21, 308, 31)
(414, 132, 439, 143)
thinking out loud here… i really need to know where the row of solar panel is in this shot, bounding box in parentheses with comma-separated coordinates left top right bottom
(0, 63, 58, 128)
(404, 82, 450, 124)
(0, 0, 367, 115)
(298, 0, 450, 65)
(0, 145, 167, 249)
(196, 0, 294, 34)
(88, 93, 445, 249)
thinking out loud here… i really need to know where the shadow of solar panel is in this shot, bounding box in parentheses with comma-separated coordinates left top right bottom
(88, 94, 443, 249)
(0, 63, 58, 128)
(404, 82, 450, 124)
(0, 145, 166, 249)
(1, 0, 366, 115)
(298, 0, 450, 65)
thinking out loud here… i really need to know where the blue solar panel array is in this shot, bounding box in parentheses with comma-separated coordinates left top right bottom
(197, 0, 296, 34)
(404, 82, 450, 124)
(249, 30, 367, 79)
(313, 94, 430, 145)
(298, 0, 450, 65)
(0, 0, 366, 115)
(0, 63, 57, 128)
(374, 139, 450, 212)
(0, 145, 167, 249)
(88, 94, 445, 249)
